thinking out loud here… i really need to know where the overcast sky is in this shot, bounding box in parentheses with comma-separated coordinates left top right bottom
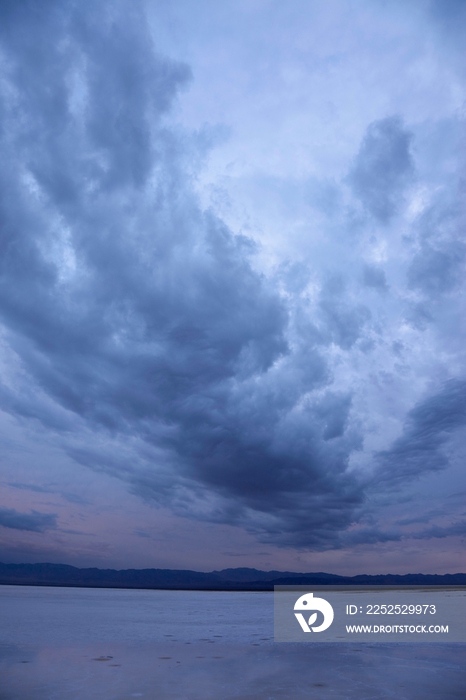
(0, 0, 465, 575)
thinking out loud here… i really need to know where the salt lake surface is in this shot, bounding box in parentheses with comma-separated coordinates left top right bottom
(1, 585, 465, 699)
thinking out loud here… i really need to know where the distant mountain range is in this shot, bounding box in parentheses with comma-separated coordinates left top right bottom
(1, 562, 465, 589)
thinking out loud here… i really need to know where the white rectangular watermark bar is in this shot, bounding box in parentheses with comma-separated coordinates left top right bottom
(274, 586, 466, 642)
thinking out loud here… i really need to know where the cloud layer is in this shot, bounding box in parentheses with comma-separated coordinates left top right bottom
(0, 0, 464, 558)
(0, 508, 57, 533)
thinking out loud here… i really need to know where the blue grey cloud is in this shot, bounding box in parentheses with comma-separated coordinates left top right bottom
(0, 507, 57, 532)
(0, 0, 464, 557)
(375, 379, 466, 486)
(361, 265, 388, 292)
(8, 483, 53, 494)
(318, 276, 371, 350)
(340, 519, 466, 547)
(430, 0, 466, 27)
(348, 116, 414, 223)
(7, 483, 89, 505)
(0, 0, 367, 549)
(408, 241, 465, 295)
(412, 520, 466, 540)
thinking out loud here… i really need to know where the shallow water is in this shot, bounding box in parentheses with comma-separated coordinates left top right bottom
(1, 585, 465, 699)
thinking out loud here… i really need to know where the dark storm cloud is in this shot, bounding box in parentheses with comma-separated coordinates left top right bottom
(404, 301, 434, 330)
(408, 241, 465, 295)
(8, 483, 89, 505)
(8, 483, 53, 494)
(340, 519, 466, 547)
(0, 0, 462, 553)
(361, 265, 388, 292)
(348, 116, 414, 223)
(318, 276, 371, 349)
(0, 507, 57, 532)
(0, 0, 369, 549)
(315, 392, 353, 441)
(375, 379, 466, 486)
(341, 526, 402, 547)
(412, 520, 466, 540)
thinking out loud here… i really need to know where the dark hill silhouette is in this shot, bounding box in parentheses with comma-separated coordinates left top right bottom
(1, 562, 465, 590)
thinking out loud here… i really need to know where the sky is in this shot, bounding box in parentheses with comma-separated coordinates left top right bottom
(0, 0, 465, 575)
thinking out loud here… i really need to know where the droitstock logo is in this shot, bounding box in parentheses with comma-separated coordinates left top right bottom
(294, 592, 334, 633)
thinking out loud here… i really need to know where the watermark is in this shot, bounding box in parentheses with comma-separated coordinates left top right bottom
(274, 586, 466, 642)
(294, 592, 334, 632)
